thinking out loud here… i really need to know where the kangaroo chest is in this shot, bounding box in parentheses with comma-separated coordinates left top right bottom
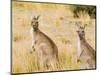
(77, 36, 82, 57)
(30, 27, 38, 46)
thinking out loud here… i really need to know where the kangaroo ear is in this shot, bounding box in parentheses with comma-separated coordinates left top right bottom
(83, 24, 87, 29)
(37, 15, 40, 20)
(32, 16, 36, 20)
(75, 21, 81, 28)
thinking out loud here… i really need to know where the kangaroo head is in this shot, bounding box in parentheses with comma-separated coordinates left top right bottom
(31, 15, 40, 31)
(76, 22, 87, 40)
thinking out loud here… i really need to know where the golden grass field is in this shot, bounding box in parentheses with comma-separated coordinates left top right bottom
(12, 1, 96, 73)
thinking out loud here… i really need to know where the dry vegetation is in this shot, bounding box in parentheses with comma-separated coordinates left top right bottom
(12, 1, 95, 73)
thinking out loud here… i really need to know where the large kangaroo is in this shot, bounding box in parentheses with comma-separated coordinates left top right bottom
(30, 16, 59, 70)
(76, 22, 96, 69)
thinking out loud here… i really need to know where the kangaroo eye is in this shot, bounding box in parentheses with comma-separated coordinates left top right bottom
(82, 31, 84, 33)
(36, 22, 38, 24)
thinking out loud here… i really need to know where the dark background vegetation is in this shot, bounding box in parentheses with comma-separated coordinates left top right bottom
(70, 5, 96, 18)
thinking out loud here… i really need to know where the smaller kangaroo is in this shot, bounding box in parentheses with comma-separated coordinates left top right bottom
(30, 16, 59, 70)
(76, 22, 96, 69)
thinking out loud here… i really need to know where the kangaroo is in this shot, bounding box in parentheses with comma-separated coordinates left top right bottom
(76, 22, 96, 69)
(30, 16, 59, 70)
